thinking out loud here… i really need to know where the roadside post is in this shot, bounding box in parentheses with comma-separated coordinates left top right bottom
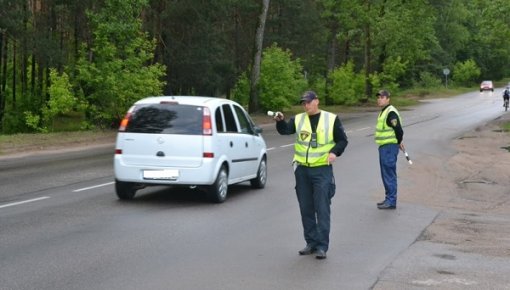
(443, 68, 450, 88)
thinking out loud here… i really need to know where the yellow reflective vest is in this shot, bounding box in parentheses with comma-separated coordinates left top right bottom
(375, 105, 401, 146)
(293, 111, 336, 167)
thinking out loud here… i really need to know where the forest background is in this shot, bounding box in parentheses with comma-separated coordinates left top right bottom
(1, 0, 510, 134)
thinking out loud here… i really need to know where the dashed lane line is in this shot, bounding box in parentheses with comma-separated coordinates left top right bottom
(0, 196, 50, 209)
(73, 181, 114, 192)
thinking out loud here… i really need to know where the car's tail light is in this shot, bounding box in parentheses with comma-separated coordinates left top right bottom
(115, 149, 122, 155)
(118, 113, 131, 132)
(203, 152, 214, 158)
(202, 107, 212, 135)
(118, 106, 135, 132)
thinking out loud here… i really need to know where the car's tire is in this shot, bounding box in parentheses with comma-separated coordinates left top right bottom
(208, 166, 228, 203)
(250, 157, 267, 189)
(115, 180, 137, 200)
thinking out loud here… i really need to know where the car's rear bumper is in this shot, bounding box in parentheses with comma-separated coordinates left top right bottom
(114, 156, 218, 185)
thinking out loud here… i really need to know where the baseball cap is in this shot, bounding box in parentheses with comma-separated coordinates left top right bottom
(376, 90, 390, 97)
(300, 91, 318, 103)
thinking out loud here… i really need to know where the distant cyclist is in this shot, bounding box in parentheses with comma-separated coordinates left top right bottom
(503, 87, 510, 107)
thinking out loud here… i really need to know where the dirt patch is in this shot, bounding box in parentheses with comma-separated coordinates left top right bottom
(400, 114, 510, 258)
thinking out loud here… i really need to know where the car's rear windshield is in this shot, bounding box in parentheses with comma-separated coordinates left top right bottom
(126, 103, 203, 135)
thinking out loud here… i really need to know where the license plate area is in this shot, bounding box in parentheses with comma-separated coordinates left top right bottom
(143, 169, 179, 180)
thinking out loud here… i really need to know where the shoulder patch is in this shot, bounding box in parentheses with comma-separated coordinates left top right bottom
(390, 119, 398, 127)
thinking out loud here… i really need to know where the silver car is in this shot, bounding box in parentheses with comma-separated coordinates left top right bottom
(114, 96, 267, 203)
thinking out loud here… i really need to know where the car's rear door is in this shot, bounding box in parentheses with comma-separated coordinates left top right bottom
(214, 104, 243, 181)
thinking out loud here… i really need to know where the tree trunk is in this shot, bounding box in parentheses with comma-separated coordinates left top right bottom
(21, 0, 29, 102)
(248, 0, 270, 113)
(363, 21, 372, 102)
(0, 31, 6, 130)
(12, 41, 16, 109)
(363, 0, 372, 103)
(325, 23, 338, 106)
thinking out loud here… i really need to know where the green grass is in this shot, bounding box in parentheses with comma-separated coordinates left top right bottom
(501, 122, 510, 132)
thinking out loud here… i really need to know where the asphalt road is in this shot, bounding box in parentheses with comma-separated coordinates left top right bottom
(0, 90, 505, 290)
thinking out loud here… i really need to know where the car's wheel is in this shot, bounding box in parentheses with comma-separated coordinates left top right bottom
(250, 157, 267, 189)
(115, 180, 137, 200)
(208, 166, 228, 203)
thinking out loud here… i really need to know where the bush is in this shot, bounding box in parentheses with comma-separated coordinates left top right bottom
(258, 44, 308, 111)
(452, 59, 480, 86)
(417, 71, 442, 88)
(231, 44, 307, 111)
(328, 61, 365, 105)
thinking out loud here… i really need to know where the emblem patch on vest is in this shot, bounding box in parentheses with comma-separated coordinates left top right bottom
(299, 130, 310, 141)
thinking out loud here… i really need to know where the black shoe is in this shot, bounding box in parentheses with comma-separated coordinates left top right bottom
(298, 245, 316, 255)
(377, 203, 396, 209)
(315, 249, 327, 259)
(377, 200, 386, 206)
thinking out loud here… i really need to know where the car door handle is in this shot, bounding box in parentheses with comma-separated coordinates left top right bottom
(230, 141, 233, 147)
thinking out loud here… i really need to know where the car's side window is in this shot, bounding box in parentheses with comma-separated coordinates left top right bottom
(233, 105, 254, 134)
(222, 104, 238, 132)
(215, 107, 225, 133)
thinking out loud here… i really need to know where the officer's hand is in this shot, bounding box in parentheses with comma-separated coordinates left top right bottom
(274, 112, 284, 121)
(327, 153, 336, 164)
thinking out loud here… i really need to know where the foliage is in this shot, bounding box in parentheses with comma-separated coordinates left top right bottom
(233, 44, 307, 111)
(3, 0, 510, 133)
(231, 73, 250, 106)
(415, 72, 443, 88)
(75, 0, 166, 127)
(24, 69, 79, 132)
(328, 61, 365, 105)
(44, 70, 78, 128)
(452, 59, 481, 86)
(380, 56, 408, 92)
(258, 45, 308, 111)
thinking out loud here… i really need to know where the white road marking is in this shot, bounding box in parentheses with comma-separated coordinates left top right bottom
(73, 182, 114, 192)
(356, 127, 371, 131)
(281, 144, 294, 148)
(0, 196, 50, 209)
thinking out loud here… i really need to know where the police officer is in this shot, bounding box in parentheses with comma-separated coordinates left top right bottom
(274, 91, 348, 259)
(374, 90, 404, 209)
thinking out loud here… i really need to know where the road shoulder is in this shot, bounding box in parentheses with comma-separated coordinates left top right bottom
(374, 113, 510, 289)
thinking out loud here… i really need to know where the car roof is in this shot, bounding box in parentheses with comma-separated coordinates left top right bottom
(134, 96, 237, 107)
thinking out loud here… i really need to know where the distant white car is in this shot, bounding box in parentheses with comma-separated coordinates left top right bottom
(114, 96, 267, 203)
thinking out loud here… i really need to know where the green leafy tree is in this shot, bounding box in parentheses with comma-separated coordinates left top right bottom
(258, 44, 307, 111)
(328, 61, 365, 105)
(24, 69, 78, 132)
(75, 0, 165, 127)
(231, 72, 250, 106)
(232, 44, 306, 111)
(379, 56, 408, 93)
(464, 0, 510, 79)
(452, 59, 480, 86)
(416, 72, 442, 88)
